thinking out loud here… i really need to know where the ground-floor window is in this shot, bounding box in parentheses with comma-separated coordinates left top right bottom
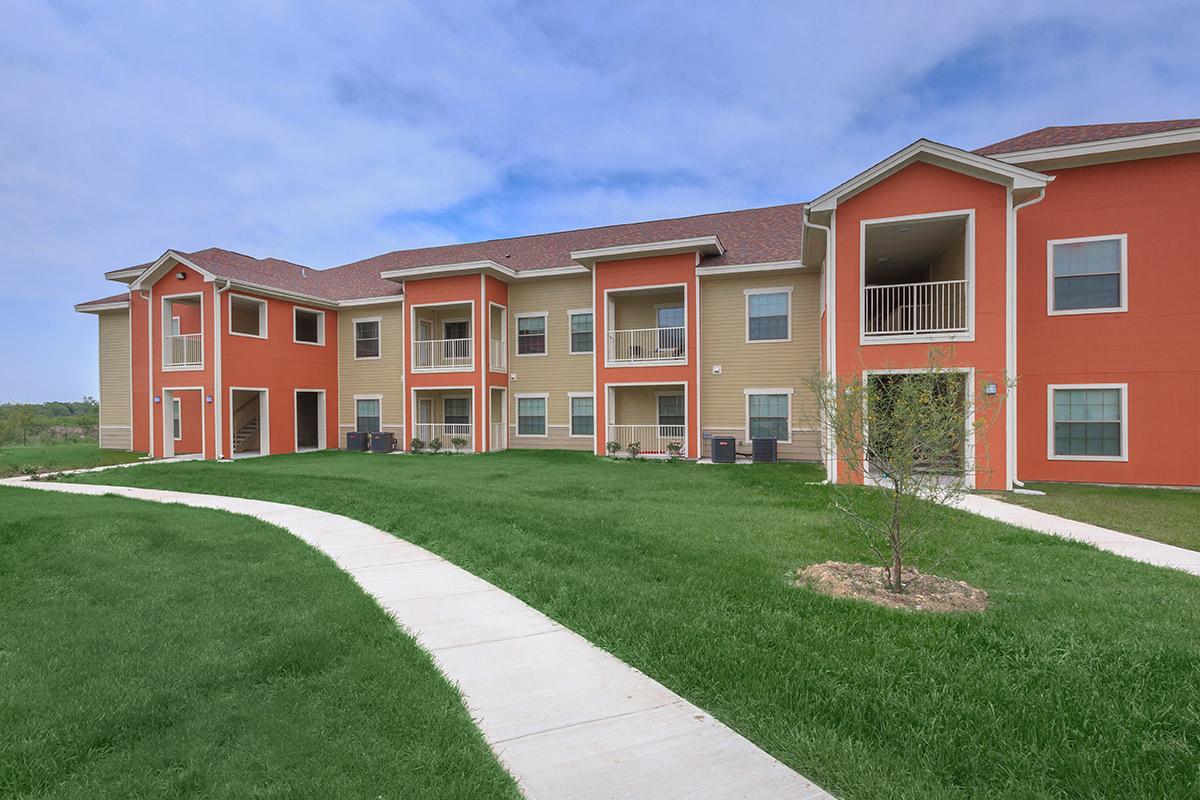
(657, 394, 684, 430)
(172, 397, 182, 440)
(444, 397, 470, 426)
(747, 393, 789, 441)
(355, 398, 381, 433)
(570, 395, 594, 436)
(517, 396, 547, 436)
(1051, 385, 1125, 459)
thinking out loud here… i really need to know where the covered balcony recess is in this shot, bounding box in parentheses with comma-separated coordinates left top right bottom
(604, 285, 686, 366)
(604, 384, 687, 457)
(162, 294, 203, 368)
(412, 302, 474, 371)
(862, 212, 971, 339)
(411, 388, 475, 452)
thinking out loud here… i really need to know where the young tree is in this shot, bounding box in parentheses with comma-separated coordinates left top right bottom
(808, 349, 1010, 593)
(10, 408, 37, 446)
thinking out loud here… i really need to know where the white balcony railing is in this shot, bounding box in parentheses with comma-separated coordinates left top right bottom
(165, 333, 203, 367)
(413, 423, 473, 450)
(490, 422, 506, 451)
(489, 338, 506, 371)
(863, 279, 968, 337)
(606, 424, 686, 456)
(413, 338, 473, 370)
(606, 327, 686, 364)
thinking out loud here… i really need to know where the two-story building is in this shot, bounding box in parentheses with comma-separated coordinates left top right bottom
(77, 119, 1200, 489)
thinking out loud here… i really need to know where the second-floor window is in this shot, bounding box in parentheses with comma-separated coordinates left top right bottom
(656, 305, 684, 352)
(569, 311, 593, 354)
(1049, 235, 1126, 314)
(230, 295, 267, 338)
(517, 314, 546, 355)
(746, 289, 790, 341)
(354, 319, 380, 358)
(294, 307, 325, 345)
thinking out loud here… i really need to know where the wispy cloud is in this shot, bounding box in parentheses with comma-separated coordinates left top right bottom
(2, 0, 1197, 399)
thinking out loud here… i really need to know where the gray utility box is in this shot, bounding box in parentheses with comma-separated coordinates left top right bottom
(369, 432, 395, 453)
(752, 438, 778, 463)
(346, 431, 370, 451)
(711, 436, 737, 463)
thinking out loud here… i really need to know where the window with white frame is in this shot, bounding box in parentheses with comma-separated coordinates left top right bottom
(294, 307, 325, 345)
(747, 393, 789, 441)
(230, 295, 267, 338)
(517, 314, 546, 355)
(1049, 236, 1126, 313)
(443, 397, 470, 434)
(656, 305, 684, 351)
(1051, 386, 1124, 458)
(354, 319, 380, 358)
(570, 395, 594, 436)
(746, 289, 791, 341)
(517, 396, 547, 435)
(172, 397, 182, 440)
(569, 311, 593, 354)
(355, 398, 381, 433)
(657, 394, 685, 430)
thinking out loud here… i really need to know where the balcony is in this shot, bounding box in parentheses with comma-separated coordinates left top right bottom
(413, 422, 474, 448)
(489, 337, 506, 371)
(413, 338, 473, 370)
(863, 279, 968, 337)
(862, 212, 971, 340)
(604, 384, 687, 457)
(165, 333, 203, 367)
(604, 286, 686, 366)
(606, 424, 686, 456)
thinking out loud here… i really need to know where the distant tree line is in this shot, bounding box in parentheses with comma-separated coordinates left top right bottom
(0, 399, 100, 448)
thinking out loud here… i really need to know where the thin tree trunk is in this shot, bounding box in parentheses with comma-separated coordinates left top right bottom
(890, 484, 903, 593)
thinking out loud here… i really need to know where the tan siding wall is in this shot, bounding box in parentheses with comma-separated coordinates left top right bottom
(413, 304, 474, 338)
(700, 271, 820, 461)
(506, 274, 593, 450)
(98, 309, 132, 450)
(338, 304, 405, 440)
(612, 289, 685, 330)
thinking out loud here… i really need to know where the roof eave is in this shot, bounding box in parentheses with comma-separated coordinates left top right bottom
(75, 300, 130, 314)
(988, 126, 1200, 166)
(569, 235, 725, 267)
(379, 259, 518, 282)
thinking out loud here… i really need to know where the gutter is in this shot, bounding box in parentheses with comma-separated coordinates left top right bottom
(214, 279, 232, 459)
(803, 209, 836, 483)
(1007, 187, 1047, 489)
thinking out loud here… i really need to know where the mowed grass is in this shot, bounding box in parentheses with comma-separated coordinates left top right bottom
(989, 481, 1200, 552)
(0, 487, 519, 800)
(0, 443, 144, 477)
(71, 450, 1200, 800)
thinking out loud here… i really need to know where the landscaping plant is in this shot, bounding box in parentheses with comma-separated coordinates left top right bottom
(626, 441, 641, 458)
(428, 437, 443, 454)
(450, 436, 468, 453)
(605, 440, 620, 457)
(409, 437, 424, 452)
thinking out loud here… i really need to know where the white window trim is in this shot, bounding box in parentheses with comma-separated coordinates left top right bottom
(170, 315, 181, 336)
(161, 291, 204, 372)
(743, 387, 794, 444)
(1046, 383, 1129, 462)
(515, 311, 549, 357)
(442, 317, 470, 339)
(567, 391, 595, 438)
(858, 209, 976, 345)
(567, 308, 594, 355)
(353, 316, 382, 360)
(353, 393, 384, 434)
(744, 286, 794, 344)
(514, 392, 549, 437)
(1046, 233, 1128, 316)
(293, 306, 326, 346)
(172, 396, 182, 440)
(228, 293, 268, 339)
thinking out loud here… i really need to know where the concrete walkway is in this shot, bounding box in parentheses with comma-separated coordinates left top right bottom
(2, 476, 833, 800)
(957, 494, 1200, 577)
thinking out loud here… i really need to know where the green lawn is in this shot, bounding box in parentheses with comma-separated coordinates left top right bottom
(69, 450, 1200, 800)
(989, 481, 1200, 552)
(0, 487, 519, 800)
(0, 443, 144, 477)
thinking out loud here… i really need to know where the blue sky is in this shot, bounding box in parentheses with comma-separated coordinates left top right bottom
(2, 0, 1198, 401)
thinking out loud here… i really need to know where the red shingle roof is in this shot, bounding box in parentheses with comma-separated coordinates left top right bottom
(976, 119, 1200, 156)
(75, 292, 130, 308)
(99, 203, 806, 304)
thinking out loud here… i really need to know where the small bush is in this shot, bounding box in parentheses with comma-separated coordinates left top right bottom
(666, 441, 683, 459)
(606, 441, 621, 456)
(409, 437, 424, 453)
(626, 441, 641, 458)
(428, 437, 443, 454)
(450, 436, 468, 453)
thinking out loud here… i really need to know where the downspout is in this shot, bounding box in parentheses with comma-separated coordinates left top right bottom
(1007, 187, 1047, 489)
(803, 208, 836, 482)
(214, 278, 232, 459)
(140, 289, 153, 458)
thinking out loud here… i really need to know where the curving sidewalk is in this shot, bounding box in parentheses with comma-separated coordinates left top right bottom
(957, 494, 1200, 577)
(2, 476, 833, 800)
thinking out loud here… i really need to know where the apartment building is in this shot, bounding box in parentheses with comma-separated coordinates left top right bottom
(77, 119, 1200, 489)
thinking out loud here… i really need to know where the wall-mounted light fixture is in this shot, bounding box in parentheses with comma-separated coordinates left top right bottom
(176, 270, 186, 280)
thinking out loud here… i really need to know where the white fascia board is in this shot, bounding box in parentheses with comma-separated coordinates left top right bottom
(75, 300, 130, 313)
(379, 259, 517, 281)
(695, 259, 809, 276)
(130, 250, 216, 290)
(989, 127, 1200, 165)
(513, 265, 591, 278)
(570, 235, 725, 265)
(222, 279, 339, 308)
(808, 139, 1053, 213)
(103, 267, 145, 283)
(337, 295, 405, 307)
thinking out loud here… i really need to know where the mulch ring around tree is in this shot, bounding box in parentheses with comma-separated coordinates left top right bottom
(795, 561, 988, 613)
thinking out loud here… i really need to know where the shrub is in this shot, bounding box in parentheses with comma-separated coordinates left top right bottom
(409, 437, 424, 453)
(428, 437, 443, 454)
(626, 441, 641, 458)
(450, 436, 468, 453)
(605, 440, 621, 456)
(666, 441, 683, 459)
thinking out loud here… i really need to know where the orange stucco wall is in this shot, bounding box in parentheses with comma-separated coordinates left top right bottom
(593, 253, 699, 458)
(149, 265, 216, 459)
(220, 291, 339, 457)
(833, 161, 1010, 489)
(483, 274, 510, 450)
(1015, 152, 1200, 486)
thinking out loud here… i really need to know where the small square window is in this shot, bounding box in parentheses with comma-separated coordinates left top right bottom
(748, 393, 789, 441)
(230, 295, 267, 337)
(1050, 237, 1125, 313)
(747, 291, 790, 341)
(1052, 387, 1124, 458)
(517, 396, 546, 435)
(294, 308, 324, 345)
(517, 315, 546, 355)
